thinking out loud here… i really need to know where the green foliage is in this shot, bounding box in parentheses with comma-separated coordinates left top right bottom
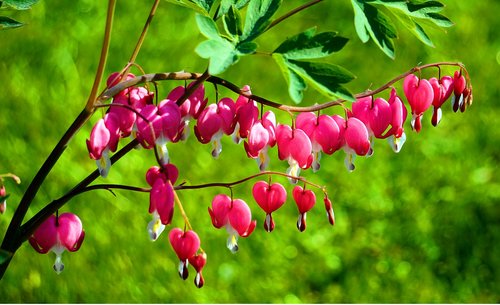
(0, 16, 22, 29)
(0, 0, 38, 30)
(241, 0, 281, 42)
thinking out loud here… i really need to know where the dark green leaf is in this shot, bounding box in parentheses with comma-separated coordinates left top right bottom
(3, 0, 38, 10)
(223, 5, 243, 38)
(0, 249, 13, 265)
(273, 27, 349, 60)
(196, 14, 221, 40)
(191, 0, 216, 13)
(0, 16, 22, 29)
(388, 8, 434, 47)
(351, 0, 397, 58)
(217, 0, 251, 19)
(236, 41, 257, 55)
(286, 59, 356, 101)
(272, 54, 307, 104)
(164, 0, 210, 15)
(195, 39, 239, 75)
(241, 0, 282, 42)
(425, 12, 453, 27)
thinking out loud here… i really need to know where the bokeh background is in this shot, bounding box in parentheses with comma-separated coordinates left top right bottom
(1, 0, 498, 303)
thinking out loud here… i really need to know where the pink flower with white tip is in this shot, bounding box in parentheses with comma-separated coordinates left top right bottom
(232, 85, 259, 144)
(293, 185, 316, 232)
(333, 115, 371, 171)
(403, 74, 434, 132)
(136, 100, 182, 164)
(429, 76, 453, 126)
(244, 111, 277, 171)
(146, 163, 179, 241)
(194, 98, 236, 158)
(168, 83, 208, 141)
(28, 212, 85, 274)
(86, 112, 121, 177)
(276, 124, 313, 181)
(208, 194, 256, 253)
(189, 252, 207, 288)
(451, 70, 467, 113)
(323, 195, 335, 226)
(296, 112, 341, 172)
(252, 181, 287, 232)
(0, 185, 7, 214)
(168, 228, 200, 280)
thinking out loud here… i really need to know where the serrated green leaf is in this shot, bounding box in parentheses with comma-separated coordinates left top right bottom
(3, 0, 38, 10)
(272, 54, 307, 103)
(217, 0, 251, 19)
(223, 5, 243, 38)
(241, 0, 282, 42)
(0, 249, 13, 265)
(196, 14, 221, 40)
(0, 16, 22, 29)
(286, 59, 356, 101)
(195, 39, 239, 75)
(236, 41, 257, 55)
(425, 12, 453, 27)
(413, 21, 434, 47)
(164, 0, 210, 15)
(273, 27, 349, 60)
(388, 8, 434, 47)
(192, 0, 216, 13)
(351, 0, 397, 58)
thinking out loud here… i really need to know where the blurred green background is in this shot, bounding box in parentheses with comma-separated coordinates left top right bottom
(1, 0, 498, 303)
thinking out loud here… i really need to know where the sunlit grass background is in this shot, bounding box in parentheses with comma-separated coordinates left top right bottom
(0, 0, 498, 303)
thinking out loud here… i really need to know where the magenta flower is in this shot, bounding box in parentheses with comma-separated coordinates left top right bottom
(86, 112, 121, 177)
(323, 195, 335, 226)
(276, 124, 313, 180)
(293, 186, 316, 232)
(333, 116, 371, 171)
(28, 213, 85, 274)
(451, 70, 467, 112)
(146, 163, 179, 241)
(232, 85, 259, 144)
(194, 98, 236, 158)
(0, 185, 7, 214)
(386, 89, 408, 152)
(208, 194, 256, 253)
(252, 181, 287, 232)
(429, 76, 453, 126)
(403, 74, 434, 132)
(168, 83, 208, 140)
(168, 228, 200, 280)
(109, 86, 153, 138)
(244, 111, 277, 171)
(106, 72, 136, 96)
(296, 112, 341, 171)
(189, 252, 207, 288)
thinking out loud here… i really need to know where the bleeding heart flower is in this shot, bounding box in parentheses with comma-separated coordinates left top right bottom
(28, 213, 85, 274)
(333, 116, 371, 171)
(86, 113, 121, 178)
(276, 124, 313, 181)
(168, 83, 208, 140)
(208, 194, 256, 253)
(168, 228, 201, 280)
(429, 76, 454, 126)
(293, 185, 316, 232)
(189, 252, 207, 288)
(244, 111, 277, 171)
(451, 70, 467, 113)
(232, 85, 259, 144)
(252, 181, 287, 232)
(0, 185, 7, 214)
(403, 74, 434, 132)
(324, 195, 335, 226)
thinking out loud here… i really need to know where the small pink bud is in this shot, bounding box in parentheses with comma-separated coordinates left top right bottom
(169, 228, 200, 280)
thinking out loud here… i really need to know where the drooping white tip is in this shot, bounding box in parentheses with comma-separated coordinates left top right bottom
(226, 234, 239, 253)
(97, 149, 111, 178)
(147, 214, 165, 241)
(53, 255, 64, 274)
(344, 154, 355, 172)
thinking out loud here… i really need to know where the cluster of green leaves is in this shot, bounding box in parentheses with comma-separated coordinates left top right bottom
(0, 0, 39, 30)
(168, 0, 453, 104)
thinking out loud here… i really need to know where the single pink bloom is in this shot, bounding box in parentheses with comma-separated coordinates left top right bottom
(244, 111, 277, 171)
(194, 98, 236, 158)
(429, 76, 454, 126)
(29, 213, 85, 274)
(276, 124, 313, 180)
(188, 252, 207, 288)
(296, 112, 341, 171)
(168, 83, 208, 140)
(168, 228, 200, 280)
(252, 181, 287, 232)
(386, 89, 408, 152)
(451, 70, 467, 112)
(208, 194, 256, 253)
(324, 195, 335, 226)
(403, 74, 434, 132)
(293, 186, 316, 232)
(335, 116, 371, 171)
(232, 85, 259, 143)
(0, 185, 7, 214)
(86, 113, 121, 177)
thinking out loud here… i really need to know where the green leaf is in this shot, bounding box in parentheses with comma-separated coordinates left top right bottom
(164, 0, 211, 15)
(0, 194, 10, 202)
(425, 12, 453, 27)
(389, 8, 434, 47)
(217, 0, 251, 19)
(0, 249, 13, 265)
(3, 0, 38, 10)
(196, 14, 221, 40)
(241, 0, 282, 42)
(286, 59, 356, 101)
(195, 39, 239, 75)
(236, 41, 257, 55)
(0, 16, 22, 29)
(272, 54, 307, 104)
(273, 27, 349, 60)
(191, 0, 216, 13)
(223, 5, 243, 38)
(351, 0, 397, 58)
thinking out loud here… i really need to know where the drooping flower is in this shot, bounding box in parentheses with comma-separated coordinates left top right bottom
(0, 185, 7, 214)
(28, 213, 85, 274)
(232, 85, 259, 144)
(429, 76, 454, 126)
(323, 195, 335, 226)
(194, 98, 236, 158)
(244, 111, 277, 171)
(386, 89, 408, 152)
(296, 112, 341, 171)
(146, 164, 179, 241)
(86, 112, 121, 177)
(333, 115, 371, 171)
(189, 252, 207, 288)
(451, 70, 467, 113)
(403, 74, 434, 132)
(292, 186, 316, 232)
(168, 228, 200, 280)
(252, 181, 287, 232)
(276, 124, 313, 181)
(208, 194, 256, 253)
